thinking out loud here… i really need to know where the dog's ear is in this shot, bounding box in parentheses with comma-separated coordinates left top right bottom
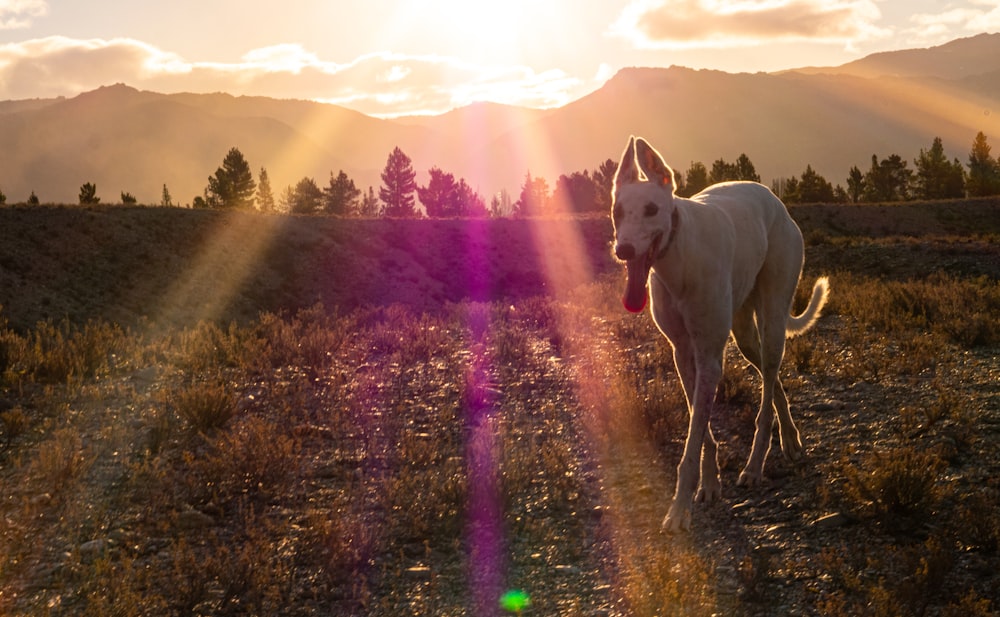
(635, 138, 674, 191)
(613, 136, 639, 193)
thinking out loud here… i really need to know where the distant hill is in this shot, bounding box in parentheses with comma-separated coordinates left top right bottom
(790, 33, 1000, 79)
(0, 34, 997, 204)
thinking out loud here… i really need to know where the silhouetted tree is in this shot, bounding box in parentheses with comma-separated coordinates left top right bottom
(288, 177, 323, 214)
(277, 185, 293, 213)
(967, 131, 1000, 197)
(358, 186, 380, 217)
(418, 167, 459, 217)
(592, 158, 618, 210)
(0, 187, 6, 205)
(514, 172, 550, 217)
(863, 153, 912, 202)
(552, 171, 600, 213)
(914, 137, 965, 199)
(206, 147, 256, 209)
(678, 161, 709, 197)
(708, 154, 759, 185)
(79, 182, 100, 205)
(709, 159, 737, 184)
(161, 184, 174, 207)
(846, 166, 865, 203)
(418, 167, 487, 217)
(27, 191, 39, 206)
(120, 191, 137, 205)
(734, 153, 760, 182)
(256, 167, 275, 212)
(772, 177, 799, 202)
(379, 146, 417, 217)
(794, 165, 835, 203)
(323, 170, 361, 216)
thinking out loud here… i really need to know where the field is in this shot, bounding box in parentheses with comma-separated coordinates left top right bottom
(1, 200, 999, 615)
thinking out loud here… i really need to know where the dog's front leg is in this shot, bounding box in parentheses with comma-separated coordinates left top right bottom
(697, 424, 721, 503)
(663, 358, 721, 533)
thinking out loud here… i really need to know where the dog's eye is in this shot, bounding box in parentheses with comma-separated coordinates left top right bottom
(612, 204, 623, 224)
(644, 202, 658, 217)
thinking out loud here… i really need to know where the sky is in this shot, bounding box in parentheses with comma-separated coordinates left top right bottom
(0, 0, 998, 117)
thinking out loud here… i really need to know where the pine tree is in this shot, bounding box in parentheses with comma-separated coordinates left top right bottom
(914, 137, 965, 199)
(796, 165, 835, 203)
(418, 167, 459, 217)
(379, 147, 417, 217)
(679, 161, 709, 197)
(514, 172, 550, 217)
(846, 166, 865, 203)
(206, 147, 256, 209)
(161, 184, 174, 207)
(863, 154, 912, 202)
(592, 158, 618, 210)
(967, 132, 1000, 197)
(358, 186, 380, 217)
(79, 182, 100, 205)
(323, 170, 361, 216)
(256, 167, 275, 212)
(734, 153, 761, 182)
(288, 177, 323, 214)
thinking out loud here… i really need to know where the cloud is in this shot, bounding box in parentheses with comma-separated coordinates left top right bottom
(0, 0, 46, 29)
(904, 1, 1000, 43)
(0, 36, 582, 116)
(610, 0, 890, 49)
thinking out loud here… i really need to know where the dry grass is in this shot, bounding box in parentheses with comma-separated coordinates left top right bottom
(1, 205, 999, 615)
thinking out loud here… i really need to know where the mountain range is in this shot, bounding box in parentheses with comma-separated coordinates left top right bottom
(1, 33, 998, 205)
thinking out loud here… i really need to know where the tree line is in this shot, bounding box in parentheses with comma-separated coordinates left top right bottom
(2, 132, 998, 213)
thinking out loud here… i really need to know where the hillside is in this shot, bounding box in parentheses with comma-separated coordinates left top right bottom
(1, 199, 1000, 332)
(0, 35, 998, 204)
(2, 202, 1000, 615)
(791, 32, 1000, 79)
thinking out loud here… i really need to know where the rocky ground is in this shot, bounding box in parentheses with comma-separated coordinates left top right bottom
(1, 200, 999, 615)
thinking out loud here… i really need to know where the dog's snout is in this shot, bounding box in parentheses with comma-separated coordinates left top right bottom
(615, 243, 636, 261)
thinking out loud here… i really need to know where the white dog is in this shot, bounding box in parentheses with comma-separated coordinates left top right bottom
(611, 136, 829, 533)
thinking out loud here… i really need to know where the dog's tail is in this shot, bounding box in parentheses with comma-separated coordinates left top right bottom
(786, 276, 830, 338)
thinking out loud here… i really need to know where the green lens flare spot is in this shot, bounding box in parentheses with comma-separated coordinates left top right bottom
(499, 589, 530, 612)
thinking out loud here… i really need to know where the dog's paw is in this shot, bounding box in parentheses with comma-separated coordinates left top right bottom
(781, 435, 804, 462)
(737, 468, 763, 488)
(661, 503, 692, 534)
(696, 476, 722, 503)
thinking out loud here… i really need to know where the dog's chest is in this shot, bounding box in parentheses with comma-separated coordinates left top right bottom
(649, 278, 688, 340)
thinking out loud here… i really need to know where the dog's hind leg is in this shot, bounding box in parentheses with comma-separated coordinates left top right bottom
(734, 298, 795, 487)
(771, 375, 802, 462)
(732, 304, 803, 472)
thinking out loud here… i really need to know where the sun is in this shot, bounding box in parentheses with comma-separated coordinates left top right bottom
(413, 0, 532, 64)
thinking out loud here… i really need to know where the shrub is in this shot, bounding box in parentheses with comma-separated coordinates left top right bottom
(173, 378, 237, 432)
(839, 446, 946, 521)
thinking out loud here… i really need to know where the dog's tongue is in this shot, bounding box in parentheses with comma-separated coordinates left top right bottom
(622, 259, 650, 313)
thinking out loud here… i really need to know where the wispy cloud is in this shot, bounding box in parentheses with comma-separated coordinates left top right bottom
(0, 36, 584, 116)
(610, 0, 890, 49)
(0, 0, 46, 29)
(908, 0, 1000, 41)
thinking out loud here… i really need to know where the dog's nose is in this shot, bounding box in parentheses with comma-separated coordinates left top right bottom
(615, 243, 636, 261)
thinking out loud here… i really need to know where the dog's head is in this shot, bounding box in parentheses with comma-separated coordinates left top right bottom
(611, 136, 678, 313)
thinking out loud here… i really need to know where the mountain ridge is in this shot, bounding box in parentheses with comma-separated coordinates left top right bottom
(0, 34, 997, 204)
